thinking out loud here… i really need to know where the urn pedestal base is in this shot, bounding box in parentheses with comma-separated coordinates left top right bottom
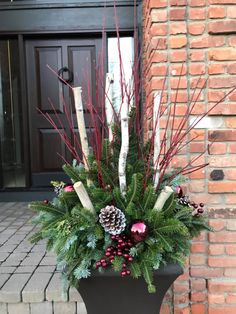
(78, 264, 183, 314)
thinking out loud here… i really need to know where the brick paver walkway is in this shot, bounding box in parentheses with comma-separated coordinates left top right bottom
(0, 202, 86, 314)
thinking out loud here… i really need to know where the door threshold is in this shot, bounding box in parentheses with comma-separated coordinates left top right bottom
(0, 190, 55, 202)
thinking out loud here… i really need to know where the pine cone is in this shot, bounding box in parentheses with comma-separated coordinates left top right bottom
(178, 195, 191, 207)
(52, 181, 65, 195)
(99, 205, 126, 235)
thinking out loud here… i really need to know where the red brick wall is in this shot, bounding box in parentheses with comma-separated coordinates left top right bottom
(143, 1, 236, 313)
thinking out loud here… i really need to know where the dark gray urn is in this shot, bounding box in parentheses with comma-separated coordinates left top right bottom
(77, 264, 183, 314)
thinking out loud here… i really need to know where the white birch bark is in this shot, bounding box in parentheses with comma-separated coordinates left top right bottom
(73, 181, 95, 214)
(153, 91, 161, 189)
(118, 94, 129, 196)
(154, 186, 174, 211)
(73, 86, 90, 171)
(105, 73, 114, 142)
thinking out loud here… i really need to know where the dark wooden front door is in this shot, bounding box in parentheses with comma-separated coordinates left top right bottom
(25, 38, 101, 187)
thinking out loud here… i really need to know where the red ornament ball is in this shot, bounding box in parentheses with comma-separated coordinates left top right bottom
(130, 221, 149, 242)
(64, 185, 74, 192)
(43, 199, 49, 204)
(176, 186, 183, 198)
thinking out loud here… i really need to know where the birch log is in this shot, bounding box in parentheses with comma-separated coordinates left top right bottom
(105, 73, 114, 142)
(154, 186, 174, 211)
(73, 87, 90, 171)
(118, 95, 129, 196)
(73, 181, 95, 214)
(153, 91, 161, 189)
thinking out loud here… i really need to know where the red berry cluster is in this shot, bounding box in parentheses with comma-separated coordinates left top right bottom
(191, 201, 205, 216)
(96, 234, 134, 277)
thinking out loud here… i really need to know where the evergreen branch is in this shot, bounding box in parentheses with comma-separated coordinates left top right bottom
(112, 256, 123, 272)
(126, 173, 143, 205)
(113, 187, 126, 210)
(142, 264, 156, 293)
(154, 231, 173, 252)
(174, 208, 192, 220)
(29, 201, 65, 215)
(63, 164, 83, 183)
(30, 232, 43, 244)
(157, 219, 189, 235)
(162, 193, 175, 216)
(142, 185, 157, 211)
(130, 262, 142, 278)
(125, 202, 138, 219)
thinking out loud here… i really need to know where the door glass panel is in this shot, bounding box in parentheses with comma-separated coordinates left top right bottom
(0, 39, 25, 187)
(108, 37, 134, 113)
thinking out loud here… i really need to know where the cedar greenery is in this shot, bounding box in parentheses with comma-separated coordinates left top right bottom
(29, 109, 211, 293)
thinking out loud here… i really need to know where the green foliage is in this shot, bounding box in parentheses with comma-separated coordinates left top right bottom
(130, 262, 142, 278)
(62, 164, 83, 183)
(126, 173, 143, 205)
(29, 107, 212, 294)
(88, 186, 113, 212)
(142, 185, 157, 211)
(162, 193, 176, 216)
(29, 201, 65, 215)
(112, 256, 124, 272)
(143, 264, 156, 293)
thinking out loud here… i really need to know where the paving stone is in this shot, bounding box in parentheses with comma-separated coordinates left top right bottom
(1, 259, 22, 267)
(14, 266, 36, 273)
(45, 252, 56, 257)
(21, 253, 44, 266)
(0, 273, 31, 302)
(7, 303, 30, 314)
(0, 253, 10, 262)
(4, 218, 16, 222)
(0, 245, 17, 253)
(77, 302, 87, 314)
(0, 239, 9, 245)
(0, 222, 11, 227)
(7, 253, 27, 262)
(6, 236, 26, 245)
(0, 274, 10, 289)
(0, 303, 7, 314)
(1, 230, 16, 236)
(20, 226, 34, 232)
(22, 272, 53, 302)
(14, 244, 34, 253)
(30, 302, 53, 314)
(35, 266, 56, 273)
(0, 203, 16, 212)
(46, 273, 67, 302)
(0, 267, 16, 274)
(53, 302, 76, 314)
(69, 287, 83, 302)
(40, 256, 57, 266)
(31, 245, 46, 253)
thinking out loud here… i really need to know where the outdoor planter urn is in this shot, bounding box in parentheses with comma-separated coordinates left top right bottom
(78, 263, 183, 314)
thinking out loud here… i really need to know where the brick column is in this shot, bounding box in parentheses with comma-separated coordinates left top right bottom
(143, 0, 236, 313)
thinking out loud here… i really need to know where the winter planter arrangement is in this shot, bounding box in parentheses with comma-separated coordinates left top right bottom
(28, 22, 235, 313)
(29, 89, 214, 313)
